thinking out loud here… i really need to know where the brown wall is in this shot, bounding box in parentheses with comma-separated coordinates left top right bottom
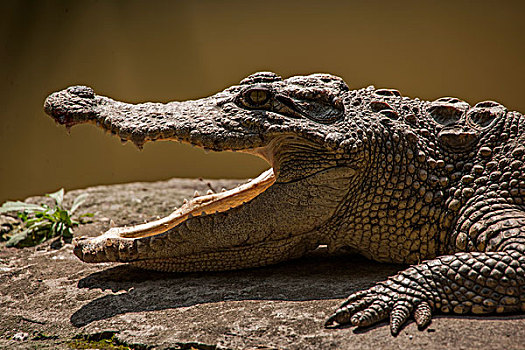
(1, 0, 524, 202)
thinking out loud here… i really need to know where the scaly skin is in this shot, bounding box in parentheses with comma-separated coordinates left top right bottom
(44, 72, 525, 335)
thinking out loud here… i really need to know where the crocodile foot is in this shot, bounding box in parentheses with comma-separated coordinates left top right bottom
(326, 248, 525, 335)
(325, 277, 433, 335)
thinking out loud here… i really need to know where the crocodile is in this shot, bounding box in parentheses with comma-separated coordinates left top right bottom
(44, 72, 525, 335)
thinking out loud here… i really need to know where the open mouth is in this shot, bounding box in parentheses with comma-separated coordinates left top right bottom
(69, 154, 283, 269)
(99, 167, 276, 240)
(65, 119, 285, 258)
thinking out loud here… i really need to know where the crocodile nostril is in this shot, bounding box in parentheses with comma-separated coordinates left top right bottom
(43, 92, 59, 113)
(66, 85, 94, 99)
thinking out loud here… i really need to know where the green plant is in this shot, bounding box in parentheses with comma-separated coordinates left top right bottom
(0, 189, 93, 247)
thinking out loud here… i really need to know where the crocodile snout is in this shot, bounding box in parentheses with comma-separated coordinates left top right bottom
(44, 85, 97, 127)
(66, 85, 95, 99)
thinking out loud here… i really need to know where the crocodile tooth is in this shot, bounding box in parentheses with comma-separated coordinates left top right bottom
(194, 190, 200, 198)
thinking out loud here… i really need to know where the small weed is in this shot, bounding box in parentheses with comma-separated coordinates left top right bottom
(32, 332, 58, 340)
(68, 331, 148, 350)
(0, 188, 93, 247)
(68, 337, 131, 350)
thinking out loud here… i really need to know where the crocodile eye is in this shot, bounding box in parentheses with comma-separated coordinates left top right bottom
(244, 87, 271, 106)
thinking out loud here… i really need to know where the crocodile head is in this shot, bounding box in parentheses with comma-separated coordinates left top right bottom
(44, 72, 374, 271)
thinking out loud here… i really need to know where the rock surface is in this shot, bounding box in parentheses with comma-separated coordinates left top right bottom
(1, 178, 524, 349)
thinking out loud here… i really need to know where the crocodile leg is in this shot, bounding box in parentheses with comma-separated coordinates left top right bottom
(326, 210, 525, 335)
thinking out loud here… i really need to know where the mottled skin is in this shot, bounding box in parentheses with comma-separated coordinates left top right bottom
(44, 72, 525, 335)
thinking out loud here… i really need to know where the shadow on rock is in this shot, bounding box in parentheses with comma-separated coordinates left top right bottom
(71, 250, 402, 327)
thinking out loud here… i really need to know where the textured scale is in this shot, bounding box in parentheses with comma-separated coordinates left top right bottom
(44, 72, 525, 335)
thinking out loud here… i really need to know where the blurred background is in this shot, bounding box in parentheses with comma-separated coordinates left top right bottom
(0, 0, 524, 203)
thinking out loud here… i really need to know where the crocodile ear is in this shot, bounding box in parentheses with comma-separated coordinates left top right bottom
(290, 94, 345, 124)
(240, 72, 282, 85)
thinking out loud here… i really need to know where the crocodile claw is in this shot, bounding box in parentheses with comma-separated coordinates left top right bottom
(325, 281, 433, 335)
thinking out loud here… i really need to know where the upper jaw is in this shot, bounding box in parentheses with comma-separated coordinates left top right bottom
(43, 84, 272, 152)
(43, 77, 349, 154)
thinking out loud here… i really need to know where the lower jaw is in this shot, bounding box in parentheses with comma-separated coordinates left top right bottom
(82, 167, 276, 244)
(129, 231, 313, 272)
